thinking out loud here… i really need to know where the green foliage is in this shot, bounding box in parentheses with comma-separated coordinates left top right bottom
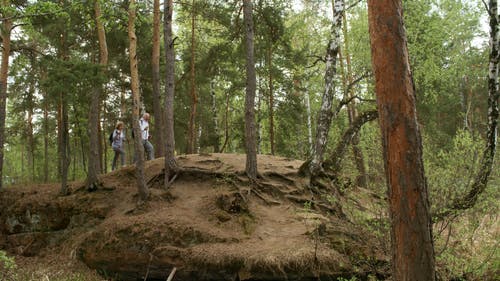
(424, 129, 499, 279)
(425, 129, 485, 211)
(404, 0, 487, 145)
(0, 250, 16, 270)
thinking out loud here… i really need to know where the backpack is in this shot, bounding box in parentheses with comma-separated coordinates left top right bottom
(109, 131, 114, 146)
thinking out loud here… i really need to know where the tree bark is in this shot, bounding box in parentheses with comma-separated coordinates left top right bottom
(42, 69, 49, 183)
(152, 0, 165, 157)
(309, 0, 344, 177)
(220, 90, 230, 153)
(367, 1, 436, 280)
(73, 104, 86, 175)
(87, 86, 101, 189)
(58, 21, 70, 195)
(324, 110, 378, 175)
(341, 13, 367, 187)
(187, 0, 197, 154)
(304, 84, 313, 156)
(267, 46, 275, 155)
(164, 0, 179, 188)
(86, 0, 108, 190)
(0, 0, 12, 190)
(27, 55, 36, 182)
(211, 81, 220, 152)
(129, 0, 149, 200)
(256, 85, 262, 154)
(243, 0, 258, 179)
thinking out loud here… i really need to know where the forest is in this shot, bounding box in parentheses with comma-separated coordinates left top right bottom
(0, 0, 499, 280)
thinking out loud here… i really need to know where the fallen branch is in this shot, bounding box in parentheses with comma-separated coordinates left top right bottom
(143, 253, 154, 281)
(166, 267, 177, 281)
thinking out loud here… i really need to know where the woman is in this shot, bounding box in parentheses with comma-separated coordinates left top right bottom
(111, 121, 126, 171)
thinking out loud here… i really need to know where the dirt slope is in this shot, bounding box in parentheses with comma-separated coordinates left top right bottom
(0, 154, 387, 281)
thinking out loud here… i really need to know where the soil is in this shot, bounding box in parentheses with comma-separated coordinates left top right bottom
(0, 153, 388, 281)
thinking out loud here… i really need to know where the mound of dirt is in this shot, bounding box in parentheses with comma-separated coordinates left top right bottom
(0, 153, 388, 281)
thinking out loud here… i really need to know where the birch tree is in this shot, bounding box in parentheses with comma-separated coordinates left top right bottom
(309, 0, 344, 177)
(367, 0, 436, 279)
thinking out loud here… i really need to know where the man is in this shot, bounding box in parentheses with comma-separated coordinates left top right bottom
(140, 113, 155, 160)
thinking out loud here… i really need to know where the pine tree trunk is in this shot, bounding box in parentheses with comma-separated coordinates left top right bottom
(58, 27, 70, 195)
(27, 57, 36, 182)
(367, 1, 436, 280)
(309, 0, 344, 177)
(152, 0, 165, 157)
(87, 0, 108, 190)
(60, 91, 70, 195)
(100, 109, 106, 173)
(187, 0, 197, 154)
(42, 71, 49, 183)
(256, 87, 263, 154)
(87, 85, 101, 190)
(304, 87, 313, 156)
(164, 0, 178, 188)
(267, 47, 275, 155)
(220, 90, 230, 153)
(211, 82, 220, 152)
(129, 0, 149, 200)
(243, 0, 258, 179)
(0, 1, 12, 190)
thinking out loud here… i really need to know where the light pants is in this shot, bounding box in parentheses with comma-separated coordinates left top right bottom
(143, 140, 155, 160)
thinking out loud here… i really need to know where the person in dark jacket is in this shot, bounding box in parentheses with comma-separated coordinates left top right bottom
(111, 121, 126, 170)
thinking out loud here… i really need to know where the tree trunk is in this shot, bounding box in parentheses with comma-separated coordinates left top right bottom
(87, 86, 101, 189)
(367, 1, 436, 280)
(304, 87, 313, 156)
(100, 106, 106, 173)
(220, 90, 230, 153)
(256, 87, 263, 155)
(243, 0, 258, 179)
(27, 56, 36, 182)
(129, 0, 149, 201)
(73, 104, 87, 175)
(60, 90, 70, 195)
(163, 0, 178, 188)
(87, 0, 108, 190)
(0, 0, 12, 190)
(58, 26, 70, 195)
(211, 81, 220, 152)
(187, 0, 197, 154)
(309, 0, 344, 177)
(152, 0, 165, 158)
(267, 46, 275, 155)
(325, 110, 378, 175)
(42, 70, 49, 183)
(341, 14, 367, 187)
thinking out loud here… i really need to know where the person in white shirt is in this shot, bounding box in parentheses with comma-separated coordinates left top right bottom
(140, 113, 155, 160)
